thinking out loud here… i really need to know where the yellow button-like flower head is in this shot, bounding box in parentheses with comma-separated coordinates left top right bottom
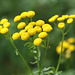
(36, 20, 45, 26)
(3, 22, 10, 28)
(12, 32, 20, 40)
(68, 45, 75, 51)
(63, 41, 69, 48)
(14, 15, 21, 22)
(67, 18, 73, 24)
(28, 22, 36, 26)
(34, 38, 42, 45)
(67, 38, 75, 43)
(69, 15, 75, 18)
(0, 28, 9, 34)
(58, 22, 65, 28)
(20, 12, 28, 18)
(19, 30, 26, 35)
(21, 32, 30, 41)
(62, 15, 69, 19)
(17, 22, 26, 29)
(0, 26, 3, 31)
(38, 32, 48, 38)
(57, 17, 65, 21)
(25, 25, 33, 31)
(0, 19, 8, 24)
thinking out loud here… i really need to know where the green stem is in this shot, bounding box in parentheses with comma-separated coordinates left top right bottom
(25, 18, 28, 25)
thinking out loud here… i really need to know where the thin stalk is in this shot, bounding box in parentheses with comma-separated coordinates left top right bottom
(25, 18, 28, 25)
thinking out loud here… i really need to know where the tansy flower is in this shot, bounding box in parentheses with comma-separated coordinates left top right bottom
(20, 12, 28, 18)
(65, 53, 71, 59)
(0, 26, 3, 31)
(68, 45, 75, 51)
(57, 17, 65, 21)
(28, 28, 36, 36)
(27, 11, 35, 18)
(12, 32, 20, 40)
(3, 22, 10, 28)
(0, 28, 9, 34)
(63, 41, 70, 48)
(69, 15, 75, 18)
(17, 22, 26, 29)
(36, 20, 45, 26)
(38, 32, 48, 38)
(58, 22, 65, 28)
(19, 29, 26, 35)
(21, 32, 30, 41)
(67, 18, 73, 24)
(28, 22, 36, 26)
(67, 38, 75, 43)
(0, 19, 8, 24)
(14, 15, 21, 22)
(25, 25, 33, 31)
(34, 38, 42, 45)
(62, 15, 69, 19)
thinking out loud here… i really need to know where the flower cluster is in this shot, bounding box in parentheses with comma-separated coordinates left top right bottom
(0, 18, 10, 34)
(56, 37, 75, 59)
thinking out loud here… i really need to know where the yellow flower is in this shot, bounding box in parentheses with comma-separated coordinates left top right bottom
(0, 19, 8, 24)
(21, 32, 30, 41)
(19, 29, 26, 35)
(38, 32, 47, 38)
(67, 18, 73, 24)
(68, 45, 75, 51)
(57, 17, 65, 21)
(34, 38, 42, 45)
(0, 26, 3, 31)
(27, 11, 35, 18)
(14, 15, 21, 22)
(67, 38, 75, 43)
(54, 15, 59, 18)
(12, 32, 20, 40)
(42, 24, 53, 32)
(63, 41, 70, 48)
(28, 22, 36, 26)
(69, 15, 75, 18)
(17, 22, 26, 29)
(65, 53, 71, 59)
(58, 22, 65, 28)
(3, 22, 10, 28)
(28, 28, 36, 36)
(20, 12, 28, 18)
(62, 15, 69, 19)
(25, 25, 33, 31)
(0, 28, 9, 34)
(34, 26, 42, 33)
(36, 20, 45, 26)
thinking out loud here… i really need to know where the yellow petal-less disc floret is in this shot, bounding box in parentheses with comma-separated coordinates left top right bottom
(20, 12, 28, 18)
(28, 22, 36, 26)
(62, 15, 69, 19)
(19, 29, 26, 35)
(69, 15, 75, 18)
(67, 38, 75, 43)
(21, 32, 30, 41)
(34, 38, 42, 45)
(12, 32, 20, 40)
(58, 22, 65, 28)
(3, 22, 10, 28)
(14, 15, 21, 22)
(17, 22, 26, 29)
(42, 24, 53, 32)
(38, 32, 48, 38)
(63, 41, 70, 48)
(36, 20, 45, 26)
(27, 11, 35, 18)
(67, 18, 73, 24)
(28, 28, 36, 36)
(57, 17, 65, 21)
(0, 26, 3, 31)
(68, 45, 75, 51)
(25, 25, 33, 31)
(34, 26, 42, 33)
(0, 28, 9, 34)
(0, 19, 8, 24)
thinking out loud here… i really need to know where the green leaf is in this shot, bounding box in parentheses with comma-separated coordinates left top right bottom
(24, 42, 31, 47)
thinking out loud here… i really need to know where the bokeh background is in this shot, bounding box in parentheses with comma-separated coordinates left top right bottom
(0, 0, 75, 75)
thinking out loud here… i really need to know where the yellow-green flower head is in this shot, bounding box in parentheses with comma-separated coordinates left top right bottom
(67, 38, 75, 43)
(3, 22, 10, 28)
(34, 26, 42, 33)
(42, 24, 53, 32)
(28, 22, 36, 26)
(14, 15, 21, 22)
(38, 32, 48, 38)
(28, 28, 36, 36)
(0, 28, 9, 34)
(68, 45, 75, 51)
(25, 25, 33, 31)
(65, 53, 71, 59)
(21, 32, 30, 41)
(0, 26, 3, 31)
(19, 29, 26, 35)
(63, 41, 70, 48)
(20, 12, 28, 18)
(67, 18, 73, 24)
(12, 32, 20, 40)
(0, 18, 8, 25)
(36, 20, 45, 26)
(34, 38, 42, 45)
(53, 15, 59, 18)
(17, 22, 26, 29)
(69, 15, 75, 18)
(62, 15, 69, 19)
(27, 11, 35, 18)
(58, 22, 65, 28)
(57, 17, 65, 21)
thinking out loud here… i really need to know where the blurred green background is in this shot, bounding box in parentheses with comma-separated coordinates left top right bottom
(0, 0, 75, 75)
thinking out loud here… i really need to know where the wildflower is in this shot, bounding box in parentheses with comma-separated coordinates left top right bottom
(65, 53, 71, 59)
(27, 11, 35, 18)
(3, 22, 10, 28)
(19, 30, 26, 35)
(63, 41, 70, 48)
(0, 26, 3, 31)
(20, 12, 28, 18)
(25, 25, 33, 31)
(0, 19, 8, 24)
(68, 45, 75, 51)
(67, 18, 73, 24)
(34, 38, 42, 45)
(38, 32, 48, 38)
(36, 20, 45, 26)
(57, 17, 65, 21)
(21, 32, 30, 41)
(0, 28, 9, 34)
(62, 15, 69, 19)
(28, 28, 36, 36)
(17, 22, 26, 29)
(67, 38, 75, 43)
(69, 15, 75, 18)
(28, 22, 36, 26)
(58, 22, 65, 28)
(12, 32, 20, 40)
(14, 15, 21, 22)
